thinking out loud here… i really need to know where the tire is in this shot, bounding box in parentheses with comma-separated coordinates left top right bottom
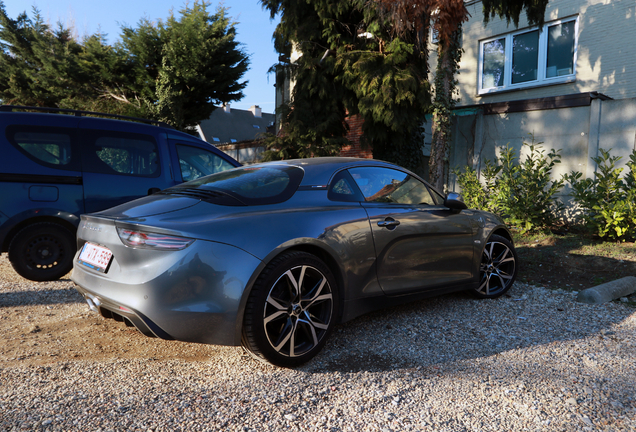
(242, 251, 338, 367)
(8, 223, 76, 282)
(473, 234, 518, 299)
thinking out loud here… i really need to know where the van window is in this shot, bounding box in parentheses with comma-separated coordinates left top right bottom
(176, 144, 236, 182)
(7, 126, 79, 171)
(82, 130, 160, 177)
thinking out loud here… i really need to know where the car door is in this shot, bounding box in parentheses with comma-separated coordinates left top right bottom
(348, 166, 475, 295)
(80, 128, 176, 213)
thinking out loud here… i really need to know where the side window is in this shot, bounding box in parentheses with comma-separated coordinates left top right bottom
(82, 130, 159, 177)
(176, 144, 235, 182)
(328, 169, 365, 202)
(7, 125, 79, 171)
(348, 167, 436, 205)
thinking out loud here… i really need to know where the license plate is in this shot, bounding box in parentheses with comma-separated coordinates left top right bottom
(78, 242, 113, 273)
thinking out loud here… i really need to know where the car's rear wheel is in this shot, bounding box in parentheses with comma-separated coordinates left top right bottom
(473, 234, 518, 299)
(8, 223, 76, 281)
(242, 251, 337, 367)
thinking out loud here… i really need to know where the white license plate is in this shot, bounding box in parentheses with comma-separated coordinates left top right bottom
(78, 242, 113, 273)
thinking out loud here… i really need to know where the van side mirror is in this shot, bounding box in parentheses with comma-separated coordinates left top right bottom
(444, 192, 468, 210)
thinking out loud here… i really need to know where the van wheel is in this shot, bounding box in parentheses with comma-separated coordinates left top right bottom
(8, 223, 76, 281)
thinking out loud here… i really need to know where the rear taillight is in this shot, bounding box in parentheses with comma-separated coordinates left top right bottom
(116, 228, 194, 250)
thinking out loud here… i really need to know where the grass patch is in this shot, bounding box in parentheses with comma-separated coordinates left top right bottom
(512, 231, 636, 292)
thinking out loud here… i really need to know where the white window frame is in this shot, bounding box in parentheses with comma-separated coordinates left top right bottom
(478, 16, 579, 95)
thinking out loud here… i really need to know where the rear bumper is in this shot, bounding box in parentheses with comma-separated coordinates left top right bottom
(71, 239, 262, 346)
(76, 286, 174, 340)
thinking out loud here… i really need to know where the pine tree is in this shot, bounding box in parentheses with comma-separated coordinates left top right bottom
(0, 1, 249, 130)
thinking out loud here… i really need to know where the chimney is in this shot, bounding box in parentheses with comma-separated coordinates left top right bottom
(223, 103, 231, 113)
(249, 105, 262, 118)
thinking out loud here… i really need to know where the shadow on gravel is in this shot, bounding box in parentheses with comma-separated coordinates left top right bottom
(306, 289, 635, 374)
(0, 288, 83, 307)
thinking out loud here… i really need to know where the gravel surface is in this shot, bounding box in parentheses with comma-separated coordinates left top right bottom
(1, 254, 636, 431)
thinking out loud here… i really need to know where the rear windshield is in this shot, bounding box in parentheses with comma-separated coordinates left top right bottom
(166, 165, 304, 206)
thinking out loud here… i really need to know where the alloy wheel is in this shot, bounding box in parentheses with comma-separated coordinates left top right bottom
(263, 264, 333, 358)
(478, 237, 516, 297)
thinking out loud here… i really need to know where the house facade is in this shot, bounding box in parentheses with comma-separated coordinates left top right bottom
(436, 0, 636, 194)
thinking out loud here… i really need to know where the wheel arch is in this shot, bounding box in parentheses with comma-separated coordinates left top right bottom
(2, 212, 79, 252)
(489, 227, 513, 244)
(233, 239, 347, 345)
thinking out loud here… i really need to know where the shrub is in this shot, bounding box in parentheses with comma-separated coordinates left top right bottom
(565, 148, 636, 240)
(452, 166, 488, 210)
(454, 134, 565, 233)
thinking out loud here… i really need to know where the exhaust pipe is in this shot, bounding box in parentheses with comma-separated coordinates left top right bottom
(84, 294, 101, 313)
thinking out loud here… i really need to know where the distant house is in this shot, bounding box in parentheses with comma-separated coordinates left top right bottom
(197, 104, 275, 164)
(436, 0, 636, 194)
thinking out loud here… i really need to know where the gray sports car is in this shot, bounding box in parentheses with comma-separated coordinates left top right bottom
(71, 157, 517, 367)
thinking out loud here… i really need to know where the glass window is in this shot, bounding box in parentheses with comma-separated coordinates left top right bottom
(546, 21, 575, 78)
(482, 38, 506, 89)
(176, 145, 236, 182)
(83, 131, 159, 177)
(165, 165, 304, 206)
(512, 30, 539, 84)
(479, 17, 577, 94)
(348, 167, 435, 205)
(7, 126, 78, 170)
(328, 170, 364, 202)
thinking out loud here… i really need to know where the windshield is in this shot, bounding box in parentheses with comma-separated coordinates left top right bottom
(167, 165, 304, 206)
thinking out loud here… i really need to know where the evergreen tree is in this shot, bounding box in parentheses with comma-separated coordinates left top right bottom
(261, 0, 430, 173)
(0, 1, 249, 130)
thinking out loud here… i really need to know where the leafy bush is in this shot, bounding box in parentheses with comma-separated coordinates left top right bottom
(565, 148, 636, 240)
(453, 166, 488, 210)
(454, 135, 565, 233)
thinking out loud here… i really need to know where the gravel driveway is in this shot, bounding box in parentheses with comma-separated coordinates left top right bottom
(1, 254, 635, 431)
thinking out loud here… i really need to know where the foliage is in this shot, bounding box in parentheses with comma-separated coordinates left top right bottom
(565, 149, 636, 241)
(0, 1, 249, 130)
(452, 166, 487, 210)
(482, 0, 549, 28)
(454, 135, 565, 233)
(262, 0, 550, 182)
(260, 0, 430, 173)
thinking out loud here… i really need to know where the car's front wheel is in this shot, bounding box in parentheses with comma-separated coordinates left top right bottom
(8, 222, 76, 281)
(242, 251, 338, 367)
(473, 234, 518, 299)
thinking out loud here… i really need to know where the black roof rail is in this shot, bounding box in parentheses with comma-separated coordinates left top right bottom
(0, 105, 173, 128)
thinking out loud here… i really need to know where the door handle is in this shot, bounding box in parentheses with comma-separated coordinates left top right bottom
(377, 218, 400, 229)
(148, 187, 161, 195)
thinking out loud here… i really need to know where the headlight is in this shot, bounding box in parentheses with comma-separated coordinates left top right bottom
(116, 228, 194, 250)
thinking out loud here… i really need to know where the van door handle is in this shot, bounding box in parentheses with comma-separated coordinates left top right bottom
(148, 187, 161, 195)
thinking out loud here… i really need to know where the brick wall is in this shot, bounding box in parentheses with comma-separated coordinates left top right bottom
(340, 114, 373, 158)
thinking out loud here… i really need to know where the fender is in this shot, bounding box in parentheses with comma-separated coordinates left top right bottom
(0, 208, 80, 252)
(232, 237, 346, 345)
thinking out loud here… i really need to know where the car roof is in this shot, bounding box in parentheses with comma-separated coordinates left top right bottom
(247, 157, 404, 186)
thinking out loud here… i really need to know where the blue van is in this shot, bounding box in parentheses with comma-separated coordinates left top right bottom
(0, 106, 240, 281)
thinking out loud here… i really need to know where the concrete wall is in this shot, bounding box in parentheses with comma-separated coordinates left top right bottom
(448, 0, 636, 105)
(446, 97, 636, 197)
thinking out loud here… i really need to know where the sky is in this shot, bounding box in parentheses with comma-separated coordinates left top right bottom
(4, 0, 280, 113)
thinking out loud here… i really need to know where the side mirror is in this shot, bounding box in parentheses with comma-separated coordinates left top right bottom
(444, 192, 468, 210)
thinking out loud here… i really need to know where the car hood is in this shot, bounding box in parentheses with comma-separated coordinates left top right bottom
(90, 194, 202, 219)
